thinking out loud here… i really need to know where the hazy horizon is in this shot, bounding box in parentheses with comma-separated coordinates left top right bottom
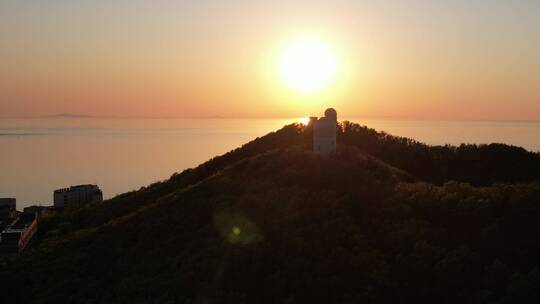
(3, 113, 540, 123)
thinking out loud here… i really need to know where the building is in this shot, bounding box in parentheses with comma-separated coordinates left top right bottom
(0, 200, 49, 255)
(54, 184, 103, 209)
(23, 205, 55, 217)
(312, 108, 338, 157)
(0, 198, 16, 219)
(0, 212, 38, 255)
(0, 213, 38, 255)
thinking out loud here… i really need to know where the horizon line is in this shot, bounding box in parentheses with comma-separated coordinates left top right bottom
(0, 114, 539, 124)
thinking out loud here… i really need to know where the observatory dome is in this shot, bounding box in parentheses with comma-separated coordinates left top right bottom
(324, 108, 337, 120)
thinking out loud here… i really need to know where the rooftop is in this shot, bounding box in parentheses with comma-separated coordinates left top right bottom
(54, 184, 100, 193)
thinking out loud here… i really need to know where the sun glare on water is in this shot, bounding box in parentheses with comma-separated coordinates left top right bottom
(278, 37, 339, 93)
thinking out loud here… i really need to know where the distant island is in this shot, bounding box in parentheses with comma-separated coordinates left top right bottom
(42, 113, 95, 119)
(1, 118, 539, 303)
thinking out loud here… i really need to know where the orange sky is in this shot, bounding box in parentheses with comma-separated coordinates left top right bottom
(1, 1, 539, 120)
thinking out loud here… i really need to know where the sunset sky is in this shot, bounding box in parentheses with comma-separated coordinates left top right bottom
(1, 1, 539, 120)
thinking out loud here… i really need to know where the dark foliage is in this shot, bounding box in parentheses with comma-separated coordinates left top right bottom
(339, 121, 540, 185)
(1, 122, 540, 304)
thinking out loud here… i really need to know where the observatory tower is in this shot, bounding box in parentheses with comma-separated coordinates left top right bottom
(313, 108, 337, 157)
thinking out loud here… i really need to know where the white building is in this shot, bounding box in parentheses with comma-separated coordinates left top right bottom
(53, 184, 103, 209)
(312, 108, 337, 157)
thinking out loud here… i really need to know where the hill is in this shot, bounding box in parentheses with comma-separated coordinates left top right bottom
(1, 122, 540, 304)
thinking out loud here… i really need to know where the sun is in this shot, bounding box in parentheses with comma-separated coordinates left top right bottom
(278, 37, 339, 93)
(297, 117, 310, 125)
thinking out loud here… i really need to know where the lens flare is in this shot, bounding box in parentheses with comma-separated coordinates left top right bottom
(213, 209, 263, 245)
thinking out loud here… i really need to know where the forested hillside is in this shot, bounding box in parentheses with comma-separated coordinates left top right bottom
(1, 122, 539, 304)
(338, 121, 540, 185)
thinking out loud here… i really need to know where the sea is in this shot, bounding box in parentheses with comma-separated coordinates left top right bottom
(1, 118, 539, 210)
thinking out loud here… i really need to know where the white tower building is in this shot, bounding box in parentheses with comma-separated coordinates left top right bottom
(313, 108, 337, 157)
